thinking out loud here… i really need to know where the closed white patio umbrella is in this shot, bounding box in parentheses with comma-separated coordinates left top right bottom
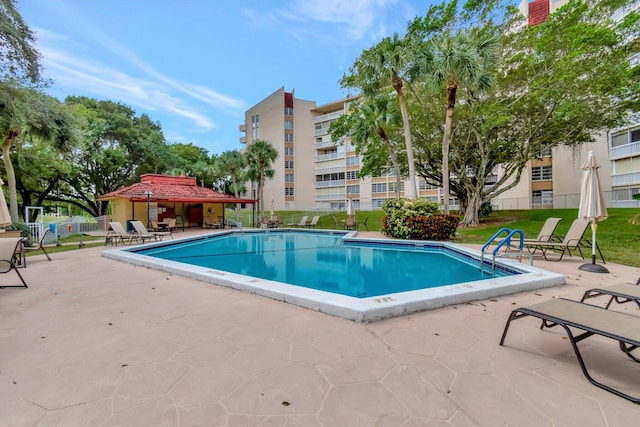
(0, 178, 11, 229)
(346, 197, 355, 217)
(578, 151, 608, 273)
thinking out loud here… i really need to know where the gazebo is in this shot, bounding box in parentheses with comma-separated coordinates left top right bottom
(98, 173, 256, 230)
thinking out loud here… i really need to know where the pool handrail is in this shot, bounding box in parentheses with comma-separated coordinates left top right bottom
(481, 228, 530, 271)
(226, 218, 244, 234)
(481, 227, 512, 254)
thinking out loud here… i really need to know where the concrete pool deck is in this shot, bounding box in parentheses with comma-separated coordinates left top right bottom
(1, 228, 640, 426)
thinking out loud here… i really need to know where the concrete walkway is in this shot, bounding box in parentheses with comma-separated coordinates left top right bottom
(1, 228, 639, 426)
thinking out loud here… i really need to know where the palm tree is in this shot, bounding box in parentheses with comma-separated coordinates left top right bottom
(415, 31, 498, 215)
(245, 139, 278, 216)
(342, 33, 418, 199)
(334, 93, 404, 199)
(216, 150, 246, 212)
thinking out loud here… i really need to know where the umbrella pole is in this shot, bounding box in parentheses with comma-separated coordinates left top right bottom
(579, 221, 608, 273)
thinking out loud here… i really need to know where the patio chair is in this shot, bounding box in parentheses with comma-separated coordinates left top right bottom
(344, 216, 356, 230)
(288, 215, 308, 227)
(129, 220, 162, 243)
(0, 237, 28, 288)
(307, 215, 320, 228)
(523, 218, 603, 262)
(167, 218, 177, 232)
(23, 228, 52, 263)
(500, 297, 640, 403)
(203, 217, 218, 229)
(358, 217, 369, 231)
(523, 217, 562, 244)
(107, 221, 135, 245)
(332, 216, 340, 229)
(581, 282, 640, 309)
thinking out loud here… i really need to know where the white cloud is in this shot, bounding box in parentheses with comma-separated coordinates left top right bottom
(280, 0, 410, 43)
(40, 44, 217, 130)
(32, 25, 243, 131)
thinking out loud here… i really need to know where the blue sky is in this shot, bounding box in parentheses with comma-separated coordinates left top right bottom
(19, 0, 432, 156)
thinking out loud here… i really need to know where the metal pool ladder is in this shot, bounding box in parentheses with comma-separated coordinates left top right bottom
(481, 227, 532, 272)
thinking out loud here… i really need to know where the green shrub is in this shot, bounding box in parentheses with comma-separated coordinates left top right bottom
(7, 222, 30, 239)
(382, 199, 459, 240)
(479, 201, 493, 217)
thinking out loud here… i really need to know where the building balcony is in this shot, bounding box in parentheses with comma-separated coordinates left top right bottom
(315, 180, 345, 188)
(611, 141, 640, 159)
(239, 124, 246, 132)
(315, 166, 344, 175)
(315, 193, 346, 201)
(315, 152, 345, 162)
(315, 139, 338, 149)
(314, 110, 344, 124)
(314, 127, 330, 136)
(239, 136, 246, 144)
(611, 171, 640, 186)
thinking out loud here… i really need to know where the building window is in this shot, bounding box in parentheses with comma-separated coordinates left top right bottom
(531, 166, 552, 181)
(285, 134, 294, 143)
(346, 156, 359, 166)
(419, 180, 438, 190)
(346, 170, 359, 180)
(389, 182, 405, 192)
(285, 174, 294, 183)
(347, 185, 360, 194)
(284, 106, 293, 115)
(284, 120, 293, 130)
(285, 188, 294, 196)
(251, 114, 259, 139)
(539, 144, 552, 157)
(372, 198, 385, 208)
(285, 160, 294, 169)
(422, 196, 439, 202)
(532, 190, 553, 207)
(372, 183, 387, 193)
(284, 147, 293, 156)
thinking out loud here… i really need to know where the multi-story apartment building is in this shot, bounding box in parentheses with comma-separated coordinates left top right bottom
(240, 88, 442, 211)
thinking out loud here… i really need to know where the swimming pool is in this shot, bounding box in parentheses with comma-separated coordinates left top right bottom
(104, 229, 564, 321)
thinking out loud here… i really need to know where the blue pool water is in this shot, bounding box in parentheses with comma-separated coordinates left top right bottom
(135, 231, 515, 298)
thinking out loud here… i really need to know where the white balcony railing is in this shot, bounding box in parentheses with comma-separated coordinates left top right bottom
(315, 152, 345, 162)
(315, 193, 346, 201)
(610, 141, 640, 159)
(315, 180, 345, 188)
(611, 171, 640, 186)
(315, 166, 344, 175)
(314, 110, 344, 124)
(315, 139, 338, 149)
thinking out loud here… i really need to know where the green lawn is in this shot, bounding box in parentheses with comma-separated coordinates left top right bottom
(40, 208, 640, 267)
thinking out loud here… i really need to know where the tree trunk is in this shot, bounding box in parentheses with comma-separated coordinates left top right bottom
(232, 172, 240, 214)
(461, 186, 483, 227)
(383, 138, 401, 199)
(258, 168, 265, 216)
(2, 130, 20, 222)
(394, 79, 417, 199)
(442, 82, 457, 215)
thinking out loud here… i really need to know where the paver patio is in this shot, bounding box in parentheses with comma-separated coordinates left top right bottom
(1, 229, 639, 426)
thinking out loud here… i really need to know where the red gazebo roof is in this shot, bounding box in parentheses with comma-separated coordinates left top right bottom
(98, 173, 256, 204)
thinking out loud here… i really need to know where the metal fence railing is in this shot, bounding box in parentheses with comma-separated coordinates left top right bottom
(39, 215, 111, 244)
